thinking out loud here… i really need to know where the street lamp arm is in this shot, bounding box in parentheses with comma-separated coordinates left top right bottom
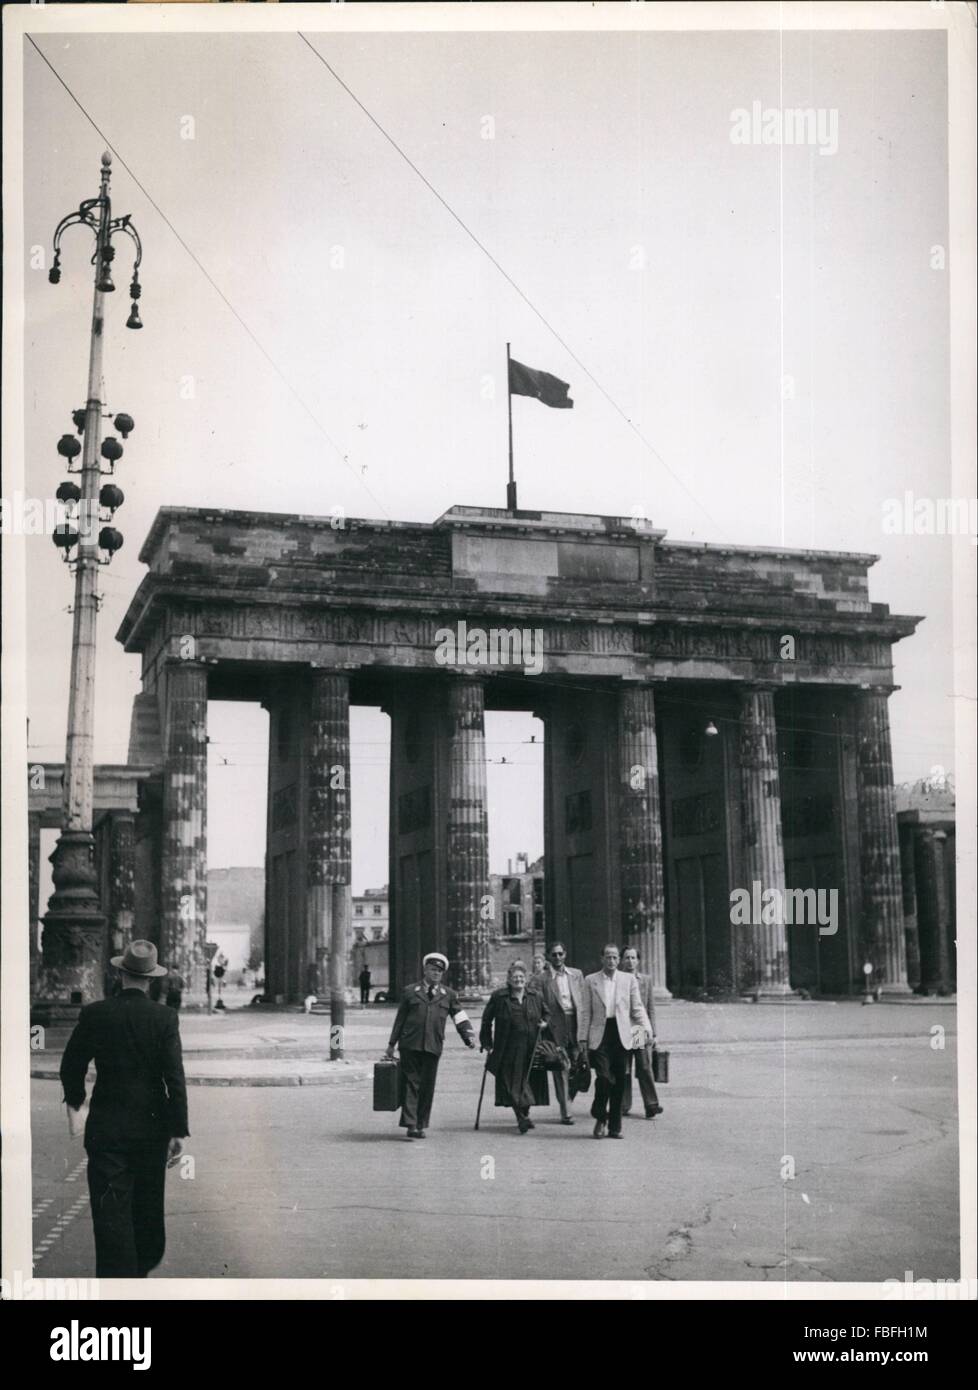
(111, 218, 143, 274)
(51, 207, 99, 264)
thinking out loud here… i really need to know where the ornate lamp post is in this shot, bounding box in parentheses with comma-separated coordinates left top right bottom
(38, 152, 144, 1014)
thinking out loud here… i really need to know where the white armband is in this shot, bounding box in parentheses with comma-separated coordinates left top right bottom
(453, 1011, 471, 1026)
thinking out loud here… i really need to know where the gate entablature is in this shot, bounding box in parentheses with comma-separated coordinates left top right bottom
(118, 505, 918, 689)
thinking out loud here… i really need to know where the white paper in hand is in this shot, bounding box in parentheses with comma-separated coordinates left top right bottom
(66, 1104, 88, 1139)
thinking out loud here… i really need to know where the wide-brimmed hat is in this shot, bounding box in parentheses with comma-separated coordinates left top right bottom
(110, 939, 168, 978)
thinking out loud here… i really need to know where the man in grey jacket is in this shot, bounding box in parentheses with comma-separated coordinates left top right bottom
(620, 946, 664, 1118)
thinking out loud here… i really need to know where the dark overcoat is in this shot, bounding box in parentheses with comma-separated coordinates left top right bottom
(479, 986, 550, 1108)
(59, 990, 189, 1148)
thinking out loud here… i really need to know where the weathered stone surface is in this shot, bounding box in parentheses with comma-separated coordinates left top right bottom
(855, 690, 910, 995)
(160, 664, 208, 998)
(307, 673, 352, 1001)
(617, 683, 669, 997)
(108, 811, 136, 958)
(445, 678, 491, 993)
(738, 688, 792, 998)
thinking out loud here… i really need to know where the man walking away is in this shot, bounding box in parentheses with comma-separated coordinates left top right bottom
(579, 944, 652, 1139)
(384, 952, 476, 1138)
(620, 946, 663, 1118)
(359, 965, 372, 1005)
(60, 940, 189, 1277)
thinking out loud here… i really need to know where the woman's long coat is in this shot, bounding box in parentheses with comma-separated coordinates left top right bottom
(480, 987, 550, 1108)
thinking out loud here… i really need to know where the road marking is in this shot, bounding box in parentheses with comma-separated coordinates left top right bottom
(33, 1175, 90, 1267)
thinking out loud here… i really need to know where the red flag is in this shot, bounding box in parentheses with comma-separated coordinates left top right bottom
(508, 358, 574, 409)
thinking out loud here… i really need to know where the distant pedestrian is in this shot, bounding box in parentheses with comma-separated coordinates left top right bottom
(359, 966, 372, 1005)
(479, 961, 549, 1133)
(213, 951, 227, 1011)
(59, 940, 188, 1278)
(384, 952, 476, 1139)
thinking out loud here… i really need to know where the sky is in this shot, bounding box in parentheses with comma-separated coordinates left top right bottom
(18, 21, 955, 893)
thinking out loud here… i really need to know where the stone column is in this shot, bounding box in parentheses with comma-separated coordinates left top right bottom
(855, 689, 910, 996)
(898, 821, 922, 990)
(739, 686, 793, 998)
(915, 828, 950, 995)
(446, 677, 491, 994)
(617, 682, 670, 999)
(307, 672, 352, 1049)
(160, 664, 208, 1000)
(28, 812, 42, 996)
(107, 811, 136, 959)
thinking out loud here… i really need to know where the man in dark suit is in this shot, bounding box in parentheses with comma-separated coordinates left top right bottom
(384, 952, 476, 1138)
(536, 941, 584, 1124)
(620, 946, 664, 1118)
(60, 940, 189, 1278)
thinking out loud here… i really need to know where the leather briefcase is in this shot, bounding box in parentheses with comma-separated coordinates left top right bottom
(652, 1047, 669, 1084)
(373, 1058, 401, 1111)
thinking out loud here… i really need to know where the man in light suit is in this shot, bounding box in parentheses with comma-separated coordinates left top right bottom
(620, 946, 663, 1119)
(579, 943, 653, 1139)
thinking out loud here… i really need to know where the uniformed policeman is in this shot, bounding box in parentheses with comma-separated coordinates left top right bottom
(384, 952, 476, 1139)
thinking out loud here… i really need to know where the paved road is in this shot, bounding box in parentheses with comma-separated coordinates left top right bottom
(29, 1004, 958, 1283)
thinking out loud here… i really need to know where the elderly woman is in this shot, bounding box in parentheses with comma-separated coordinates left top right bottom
(479, 961, 549, 1133)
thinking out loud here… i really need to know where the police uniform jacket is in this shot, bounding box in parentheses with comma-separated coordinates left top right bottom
(388, 982, 474, 1056)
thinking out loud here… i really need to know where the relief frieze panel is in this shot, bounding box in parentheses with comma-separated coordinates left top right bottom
(160, 603, 885, 672)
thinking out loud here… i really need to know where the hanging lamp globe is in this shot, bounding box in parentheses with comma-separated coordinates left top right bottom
(98, 526, 124, 556)
(57, 434, 82, 461)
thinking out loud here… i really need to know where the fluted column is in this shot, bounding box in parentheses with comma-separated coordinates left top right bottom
(898, 821, 922, 990)
(307, 672, 352, 1048)
(107, 811, 136, 959)
(617, 682, 670, 999)
(446, 677, 491, 994)
(160, 664, 208, 1000)
(28, 812, 42, 996)
(855, 689, 910, 996)
(739, 686, 793, 998)
(915, 828, 950, 995)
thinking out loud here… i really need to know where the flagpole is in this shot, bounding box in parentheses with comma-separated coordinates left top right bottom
(505, 341, 517, 511)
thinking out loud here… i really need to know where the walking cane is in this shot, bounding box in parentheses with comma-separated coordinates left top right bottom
(474, 1051, 490, 1131)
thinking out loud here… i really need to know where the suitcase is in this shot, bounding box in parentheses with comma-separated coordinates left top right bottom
(373, 1058, 401, 1111)
(652, 1047, 669, 1084)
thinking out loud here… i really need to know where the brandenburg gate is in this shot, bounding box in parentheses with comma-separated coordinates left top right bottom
(104, 502, 918, 1005)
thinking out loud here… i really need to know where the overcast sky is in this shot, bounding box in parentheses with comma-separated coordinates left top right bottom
(20, 22, 953, 892)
